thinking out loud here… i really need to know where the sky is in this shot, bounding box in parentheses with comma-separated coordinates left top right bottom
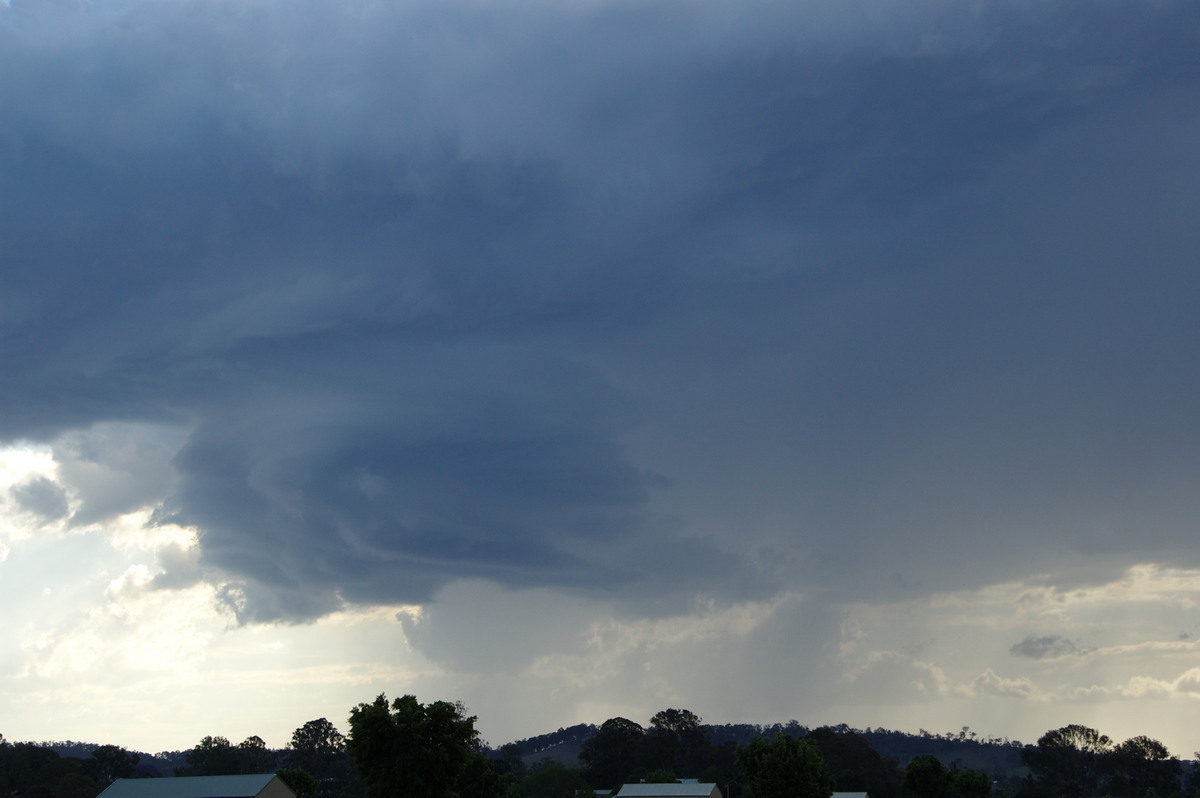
(2, 0, 1200, 759)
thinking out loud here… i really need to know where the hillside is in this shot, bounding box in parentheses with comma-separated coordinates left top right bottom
(495, 722, 1028, 776)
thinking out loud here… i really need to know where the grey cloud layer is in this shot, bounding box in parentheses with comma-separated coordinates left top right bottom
(3, 0, 1199, 621)
(1010, 636, 1085, 661)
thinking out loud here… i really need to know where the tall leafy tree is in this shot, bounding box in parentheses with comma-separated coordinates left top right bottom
(903, 755, 952, 798)
(1021, 725, 1112, 798)
(278, 767, 322, 798)
(736, 734, 833, 798)
(237, 735, 277, 774)
(805, 727, 903, 798)
(647, 709, 707, 776)
(650, 710, 703, 738)
(952, 768, 992, 798)
(496, 743, 528, 780)
(56, 771, 99, 798)
(579, 717, 646, 788)
(347, 693, 478, 798)
(288, 718, 347, 778)
(1107, 736, 1180, 798)
(86, 745, 140, 786)
(186, 736, 241, 776)
(516, 761, 593, 798)
(456, 752, 505, 798)
(3, 742, 76, 797)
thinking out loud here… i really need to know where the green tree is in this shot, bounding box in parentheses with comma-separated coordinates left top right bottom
(185, 736, 241, 776)
(85, 745, 140, 786)
(4, 743, 72, 797)
(647, 709, 707, 776)
(456, 752, 504, 798)
(1108, 736, 1180, 798)
(287, 717, 363, 797)
(650, 710, 703, 739)
(54, 771, 98, 798)
(805, 727, 904, 798)
(736, 734, 833, 798)
(579, 717, 645, 788)
(496, 743, 527, 780)
(237, 735, 276, 774)
(516, 761, 592, 798)
(288, 718, 347, 777)
(347, 693, 478, 798)
(904, 755, 952, 798)
(952, 768, 992, 798)
(278, 767, 321, 798)
(1021, 725, 1112, 798)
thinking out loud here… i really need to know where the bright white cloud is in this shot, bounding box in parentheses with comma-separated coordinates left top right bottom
(0, 445, 60, 553)
(963, 669, 1040, 700)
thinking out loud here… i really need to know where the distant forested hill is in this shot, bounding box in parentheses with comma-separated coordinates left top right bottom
(493, 723, 598, 767)
(492, 721, 1027, 777)
(37, 741, 178, 777)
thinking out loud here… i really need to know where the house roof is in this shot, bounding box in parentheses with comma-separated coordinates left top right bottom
(97, 774, 293, 798)
(615, 784, 721, 798)
(833, 792, 869, 798)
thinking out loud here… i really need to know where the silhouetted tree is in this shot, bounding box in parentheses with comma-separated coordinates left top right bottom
(456, 752, 505, 798)
(286, 717, 363, 797)
(288, 719, 346, 775)
(85, 745, 140, 787)
(54, 771, 98, 798)
(580, 717, 645, 788)
(904, 755, 953, 798)
(185, 736, 241, 776)
(516, 761, 593, 798)
(952, 767, 992, 798)
(278, 767, 321, 798)
(736, 734, 833, 798)
(347, 694, 478, 798)
(237, 736, 276, 774)
(647, 709, 707, 776)
(1107, 736, 1180, 798)
(806, 727, 904, 798)
(3, 743, 77, 798)
(1021, 725, 1111, 798)
(495, 743, 528, 780)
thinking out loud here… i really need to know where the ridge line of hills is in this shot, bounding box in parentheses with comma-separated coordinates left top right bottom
(29, 722, 1030, 778)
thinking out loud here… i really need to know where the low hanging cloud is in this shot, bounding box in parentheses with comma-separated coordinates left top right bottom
(10, 476, 69, 521)
(1, 0, 1199, 634)
(1010, 635, 1086, 661)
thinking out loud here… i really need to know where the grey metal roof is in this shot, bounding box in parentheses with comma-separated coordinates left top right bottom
(615, 784, 720, 798)
(97, 774, 285, 798)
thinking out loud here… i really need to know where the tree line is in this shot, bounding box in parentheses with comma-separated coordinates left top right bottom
(1017, 725, 1184, 798)
(2, 703, 1196, 798)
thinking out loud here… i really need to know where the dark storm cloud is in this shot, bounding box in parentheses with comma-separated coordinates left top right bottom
(10, 476, 69, 521)
(1010, 636, 1085, 660)
(2, 0, 1200, 620)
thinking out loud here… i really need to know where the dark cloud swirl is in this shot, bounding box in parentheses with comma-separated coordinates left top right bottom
(2, 0, 1200, 621)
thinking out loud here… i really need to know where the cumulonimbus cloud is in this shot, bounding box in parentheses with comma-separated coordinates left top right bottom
(2, 0, 1200, 627)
